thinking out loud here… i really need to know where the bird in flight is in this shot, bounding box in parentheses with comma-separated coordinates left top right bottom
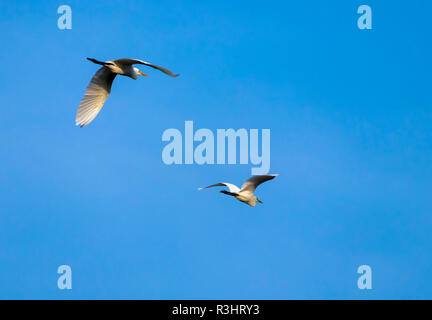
(76, 58, 179, 127)
(198, 174, 278, 207)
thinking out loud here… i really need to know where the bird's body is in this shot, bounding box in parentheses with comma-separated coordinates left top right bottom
(233, 192, 260, 207)
(76, 58, 179, 127)
(105, 61, 138, 79)
(199, 174, 278, 207)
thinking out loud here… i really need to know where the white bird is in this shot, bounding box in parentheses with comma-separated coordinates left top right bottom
(76, 58, 179, 127)
(198, 174, 278, 207)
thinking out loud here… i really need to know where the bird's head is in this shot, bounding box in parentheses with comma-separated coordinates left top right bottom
(134, 67, 148, 77)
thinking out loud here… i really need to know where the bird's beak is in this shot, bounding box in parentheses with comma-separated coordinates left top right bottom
(257, 199, 263, 204)
(138, 70, 148, 76)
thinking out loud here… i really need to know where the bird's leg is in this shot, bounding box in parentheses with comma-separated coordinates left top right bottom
(87, 58, 114, 66)
(220, 190, 237, 197)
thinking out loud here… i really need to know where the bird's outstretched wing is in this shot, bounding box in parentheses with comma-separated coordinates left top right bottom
(114, 59, 179, 77)
(240, 174, 278, 193)
(198, 182, 240, 193)
(76, 67, 117, 127)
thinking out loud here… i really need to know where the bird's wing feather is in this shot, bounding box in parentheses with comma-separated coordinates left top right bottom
(240, 174, 278, 193)
(113, 59, 179, 77)
(198, 182, 240, 193)
(76, 67, 117, 127)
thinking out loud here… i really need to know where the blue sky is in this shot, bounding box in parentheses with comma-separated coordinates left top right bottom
(0, 0, 431, 299)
